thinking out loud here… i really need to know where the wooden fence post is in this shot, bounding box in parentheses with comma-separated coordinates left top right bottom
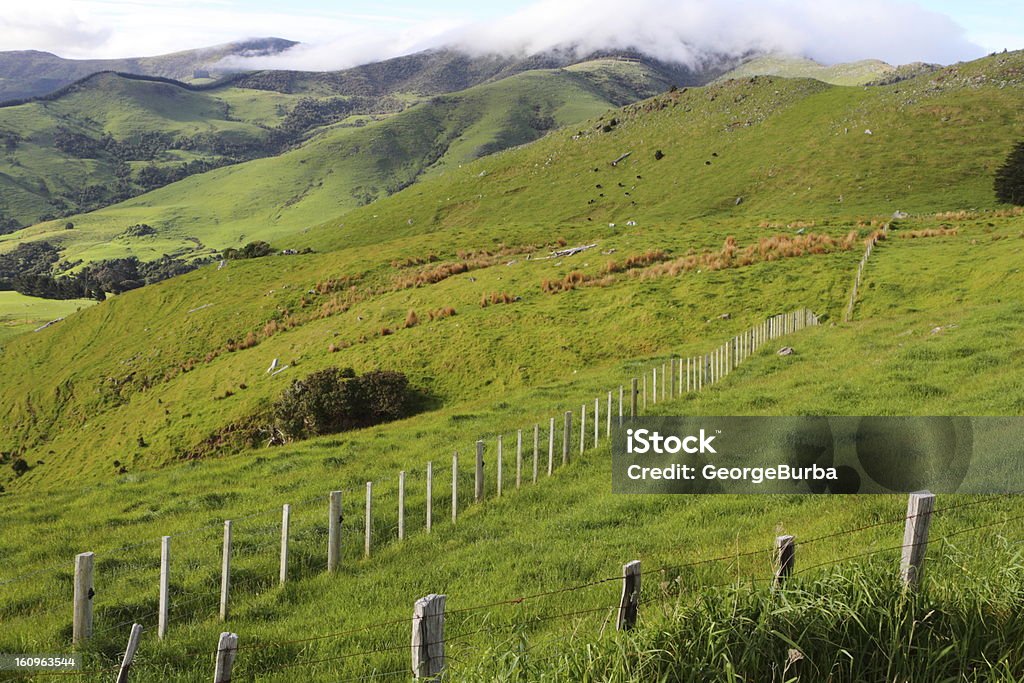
(617, 560, 641, 631)
(642, 374, 647, 409)
(279, 505, 290, 586)
(548, 417, 555, 476)
(411, 594, 446, 679)
(158, 536, 169, 639)
(475, 440, 484, 502)
(563, 411, 572, 465)
(533, 424, 539, 483)
(774, 535, 795, 588)
(901, 491, 935, 589)
(213, 632, 238, 683)
(580, 404, 586, 455)
(497, 436, 503, 497)
(364, 483, 372, 558)
(399, 471, 406, 541)
(220, 521, 231, 621)
(451, 453, 458, 524)
(426, 462, 433, 533)
(328, 491, 342, 573)
(630, 378, 638, 418)
(669, 359, 676, 397)
(651, 367, 657, 405)
(619, 385, 624, 426)
(72, 551, 94, 646)
(594, 397, 600, 446)
(516, 429, 523, 489)
(607, 391, 612, 439)
(115, 623, 142, 683)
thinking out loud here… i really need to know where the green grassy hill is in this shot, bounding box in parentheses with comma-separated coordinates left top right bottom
(716, 53, 939, 86)
(0, 50, 1023, 681)
(0, 60, 673, 264)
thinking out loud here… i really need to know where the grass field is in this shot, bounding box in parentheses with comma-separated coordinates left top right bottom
(0, 291, 95, 342)
(0, 50, 1023, 681)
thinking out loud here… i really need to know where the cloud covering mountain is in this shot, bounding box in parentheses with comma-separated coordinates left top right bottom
(221, 0, 983, 72)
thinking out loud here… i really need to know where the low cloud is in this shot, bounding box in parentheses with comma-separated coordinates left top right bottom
(228, 0, 984, 73)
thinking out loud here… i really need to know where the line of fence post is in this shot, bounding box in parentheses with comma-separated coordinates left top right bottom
(617, 560, 641, 631)
(115, 623, 142, 683)
(364, 482, 372, 558)
(563, 411, 572, 465)
(72, 552, 94, 646)
(426, 462, 433, 533)
(475, 441, 484, 502)
(411, 594, 446, 679)
(220, 521, 232, 621)
(774, 535, 795, 588)
(451, 453, 458, 523)
(547, 417, 555, 476)
(213, 632, 238, 683)
(497, 436, 503, 497)
(533, 424, 539, 483)
(279, 505, 290, 585)
(516, 429, 523, 489)
(158, 536, 169, 638)
(901, 490, 935, 589)
(328, 491, 342, 573)
(399, 471, 406, 540)
(630, 378, 638, 418)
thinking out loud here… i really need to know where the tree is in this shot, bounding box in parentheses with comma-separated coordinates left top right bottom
(995, 141, 1024, 205)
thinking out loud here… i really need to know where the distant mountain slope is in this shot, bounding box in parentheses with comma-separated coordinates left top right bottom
(0, 38, 296, 102)
(718, 54, 939, 86)
(0, 59, 675, 264)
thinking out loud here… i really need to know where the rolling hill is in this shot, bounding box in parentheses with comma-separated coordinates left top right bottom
(0, 59, 680, 264)
(0, 38, 297, 102)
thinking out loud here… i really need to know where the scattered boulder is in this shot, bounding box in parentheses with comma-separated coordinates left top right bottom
(777, 347, 794, 356)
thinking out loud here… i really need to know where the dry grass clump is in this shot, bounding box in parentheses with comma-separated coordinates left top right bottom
(900, 228, 958, 239)
(480, 292, 518, 307)
(427, 307, 457, 321)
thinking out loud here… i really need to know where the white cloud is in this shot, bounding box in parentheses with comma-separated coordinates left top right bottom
(230, 0, 985, 72)
(2, 0, 986, 68)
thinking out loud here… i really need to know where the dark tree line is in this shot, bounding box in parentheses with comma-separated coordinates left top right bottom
(0, 243, 208, 300)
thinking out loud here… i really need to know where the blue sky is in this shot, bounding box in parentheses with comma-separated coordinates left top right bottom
(2, 0, 1021, 66)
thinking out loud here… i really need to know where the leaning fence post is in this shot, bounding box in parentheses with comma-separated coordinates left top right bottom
(115, 623, 142, 683)
(774, 535, 795, 588)
(411, 594, 446, 679)
(220, 521, 232, 621)
(279, 505, 290, 585)
(72, 551, 94, 646)
(451, 453, 458, 523)
(158, 536, 170, 639)
(426, 462, 433, 533)
(475, 440, 484, 502)
(364, 482, 372, 558)
(399, 471, 406, 540)
(213, 632, 238, 683)
(901, 491, 935, 589)
(328, 491, 342, 573)
(563, 411, 572, 465)
(617, 560, 641, 631)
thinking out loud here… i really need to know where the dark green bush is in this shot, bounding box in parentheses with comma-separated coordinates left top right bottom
(995, 141, 1024, 205)
(273, 367, 410, 440)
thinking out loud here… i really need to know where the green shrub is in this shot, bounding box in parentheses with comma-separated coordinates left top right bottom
(995, 141, 1024, 205)
(273, 367, 411, 441)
